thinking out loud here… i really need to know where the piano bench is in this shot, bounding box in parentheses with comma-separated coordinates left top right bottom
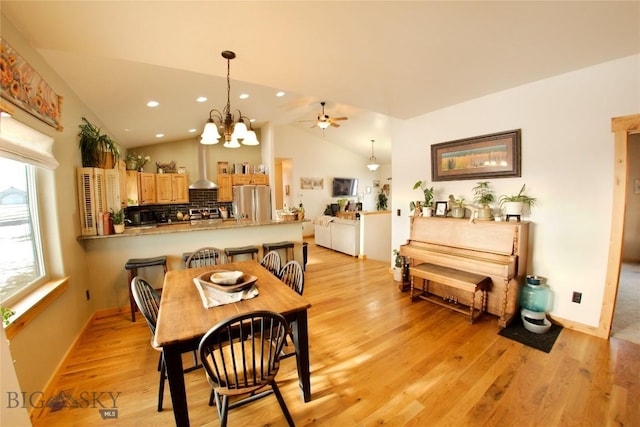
(409, 263, 491, 324)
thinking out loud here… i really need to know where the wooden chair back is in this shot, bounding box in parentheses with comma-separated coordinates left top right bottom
(278, 260, 304, 295)
(185, 247, 223, 268)
(260, 250, 281, 276)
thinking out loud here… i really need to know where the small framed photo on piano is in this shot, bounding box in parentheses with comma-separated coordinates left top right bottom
(434, 201, 448, 217)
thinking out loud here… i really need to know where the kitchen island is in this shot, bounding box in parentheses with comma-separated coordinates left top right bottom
(79, 219, 305, 313)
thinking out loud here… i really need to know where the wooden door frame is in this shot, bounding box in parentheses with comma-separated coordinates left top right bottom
(600, 114, 640, 338)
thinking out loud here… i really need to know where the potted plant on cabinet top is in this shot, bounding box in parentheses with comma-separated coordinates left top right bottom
(410, 180, 435, 217)
(110, 208, 125, 234)
(499, 184, 536, 216)
(78, 117, 120, 168)
(472, 181, 495, 221)
(337, 198, 348, 212)
(448, 194, 466, 218)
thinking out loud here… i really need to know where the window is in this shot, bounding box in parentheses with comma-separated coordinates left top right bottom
(0, 157, 45, 303)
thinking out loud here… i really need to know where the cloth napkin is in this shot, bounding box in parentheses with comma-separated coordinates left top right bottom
(193, 278, 259, 309)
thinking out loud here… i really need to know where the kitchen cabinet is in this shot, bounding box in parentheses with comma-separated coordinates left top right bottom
(251, 174, 269, 185)
(125, 170, 140, 206)
(139, 172, 156, 205)
(217, 174, 233, 202)
(231, 174, 269, 185)
(156, 173, 189, 204)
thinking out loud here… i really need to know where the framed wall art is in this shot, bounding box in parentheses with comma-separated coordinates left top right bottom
(431, 129, 521, 181)
(300, 177, 324, 190)
(434, 201, 448, 217)
(1, 38, 63, 131)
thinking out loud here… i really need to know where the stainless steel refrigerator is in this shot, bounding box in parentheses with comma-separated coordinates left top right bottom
(232, 185, 272, 222)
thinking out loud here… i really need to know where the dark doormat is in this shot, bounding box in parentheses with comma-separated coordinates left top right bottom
(498, 315, 563, 353)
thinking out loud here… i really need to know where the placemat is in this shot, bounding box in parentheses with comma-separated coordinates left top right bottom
(498, 314, 563, 353)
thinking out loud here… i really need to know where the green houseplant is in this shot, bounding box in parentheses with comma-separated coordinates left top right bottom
(499, 184, 536, 215)
(472, 181, 495, 220)
(78, 117, 120, 168)
(448, 194, 466, 218)
(110, 208, 125, 234)
(410, 180, 434, 216)
(377, 190, 388, 211)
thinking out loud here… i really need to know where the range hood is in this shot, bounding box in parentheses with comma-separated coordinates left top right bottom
(189, 144, 217, 189)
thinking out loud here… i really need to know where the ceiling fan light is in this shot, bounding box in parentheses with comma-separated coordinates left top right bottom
(241, 130, 260, 146)
(317, 121, 331, 129)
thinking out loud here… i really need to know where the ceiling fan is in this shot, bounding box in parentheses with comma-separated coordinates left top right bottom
(300, 102, 348, 129)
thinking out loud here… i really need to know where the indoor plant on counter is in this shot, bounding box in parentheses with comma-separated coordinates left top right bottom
(472, 181, 495, 220)
(499, 184, 536, 216)
(410, 180, 434, 216)
(78, 117, 120, 168)
(110, 208, 125, 234)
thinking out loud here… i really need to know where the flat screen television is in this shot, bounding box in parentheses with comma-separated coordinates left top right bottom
(332, 177, 358, 197)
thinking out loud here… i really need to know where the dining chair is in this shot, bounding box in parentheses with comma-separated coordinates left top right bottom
(260, 250, 281, 276)
(277, 260, 304, 359)
(198, 311, 295, 427)
(184, 247, 223, 268)
(278, 260, 304, 296)
(130, 276, 200, 412)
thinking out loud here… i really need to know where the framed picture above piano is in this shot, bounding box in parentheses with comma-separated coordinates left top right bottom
(431, 129, 521, 181)
(434, 201, 448, 217)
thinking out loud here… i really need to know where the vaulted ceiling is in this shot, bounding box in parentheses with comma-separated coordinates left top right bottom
(2, 1, 638, 164)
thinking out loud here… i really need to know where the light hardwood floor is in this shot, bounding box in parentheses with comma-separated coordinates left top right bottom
(31, 239, 639, 426)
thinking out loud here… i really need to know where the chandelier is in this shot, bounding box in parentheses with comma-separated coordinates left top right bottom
(367, 139, 379, 171)
(200, 51, 259, 147)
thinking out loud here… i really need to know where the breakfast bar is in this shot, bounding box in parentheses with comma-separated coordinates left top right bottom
(79, 219, 305, 313)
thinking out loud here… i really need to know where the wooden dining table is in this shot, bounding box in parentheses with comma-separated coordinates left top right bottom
(154, 260, 312, 426)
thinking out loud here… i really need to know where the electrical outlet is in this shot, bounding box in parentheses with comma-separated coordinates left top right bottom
(86, 290, 91, 301)
(572, 291, 582, 304)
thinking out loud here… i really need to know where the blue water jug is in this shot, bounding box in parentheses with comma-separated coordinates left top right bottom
(519, 275, 549, 313)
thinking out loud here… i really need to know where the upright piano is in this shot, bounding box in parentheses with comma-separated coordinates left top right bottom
(400, 216, 529, 327)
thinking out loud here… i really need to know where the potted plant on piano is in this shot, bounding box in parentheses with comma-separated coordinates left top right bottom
(499, 184, 536, 218)
(472, 181, 495, 221)
(410, 180, 434, 217)
(448, 194, 466, 218)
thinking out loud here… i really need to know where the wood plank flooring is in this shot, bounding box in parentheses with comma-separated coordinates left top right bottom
(31, 239, 639, 426)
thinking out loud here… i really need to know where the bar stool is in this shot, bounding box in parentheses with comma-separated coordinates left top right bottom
(125, 256, 167, 322)
(302, 241, 308, 271)
(262, 241, 295, 266)
(223, 245, 259, 263)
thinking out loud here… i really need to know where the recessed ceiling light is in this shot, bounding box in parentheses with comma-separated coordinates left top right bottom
(147, 101, 159, 108)
(276, 91, 285, 97)
(239, 93, 249, 99)
(249, 118, 256, 123)
(155, 133, 164, 138)
(196, 96, 207, 103)
(188, 128, 197, 133)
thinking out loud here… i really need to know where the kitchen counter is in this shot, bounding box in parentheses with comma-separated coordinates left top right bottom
(78, 218, 305, 240)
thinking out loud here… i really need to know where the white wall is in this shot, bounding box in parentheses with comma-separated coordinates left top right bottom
(273, 124, 391, 223)
(391, 55, 640, 327)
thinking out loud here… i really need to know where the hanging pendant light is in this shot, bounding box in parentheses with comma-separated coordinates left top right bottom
(200, 51, 259, 148)
(367, 139, 380, 171)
